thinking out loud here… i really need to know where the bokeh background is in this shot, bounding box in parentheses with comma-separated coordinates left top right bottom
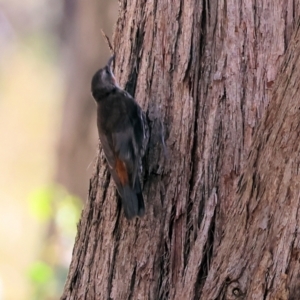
(0, 0, 117, 299)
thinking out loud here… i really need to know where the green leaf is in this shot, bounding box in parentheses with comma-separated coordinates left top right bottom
(56, 195, 80, 236)
(28, 261, 54, 284)
(28, 187, 53, 221)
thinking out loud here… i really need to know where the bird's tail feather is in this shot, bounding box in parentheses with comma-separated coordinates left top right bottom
(121, 179, 145, 219)
(121, 185, 139, 219)
(134, 178, 145, 217)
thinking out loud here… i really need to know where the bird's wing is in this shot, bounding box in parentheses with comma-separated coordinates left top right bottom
(112, 125, 137, 188)
(99, 134, 115, 169)
(99, 90, 145, 190)
(99, 132, 131, 194)
(112, 92, 145, 184)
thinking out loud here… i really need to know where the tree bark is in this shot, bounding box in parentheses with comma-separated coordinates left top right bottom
(202, 24, 300, 299)
(62, 1, 300, 299)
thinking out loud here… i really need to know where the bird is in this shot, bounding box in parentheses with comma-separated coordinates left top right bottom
(91, 56, 149, 219)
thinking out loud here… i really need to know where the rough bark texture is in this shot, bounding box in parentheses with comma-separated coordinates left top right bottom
(202, 23, 300, 299)
(62, 1, 300, 299)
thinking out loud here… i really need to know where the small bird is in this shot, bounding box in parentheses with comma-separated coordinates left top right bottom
(91, 56, 149, 219)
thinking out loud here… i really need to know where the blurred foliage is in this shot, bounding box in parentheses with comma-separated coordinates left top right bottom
(29, 188, 53, 221)
(28, 185, 81, 300)
(0, 1, 72, 298)
(0, 28, 64, 299)
(0, 0, 116, 298)
(28, 261, 53, 285)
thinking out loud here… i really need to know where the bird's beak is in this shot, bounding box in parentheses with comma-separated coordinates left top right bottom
(107, 55, 115, 70)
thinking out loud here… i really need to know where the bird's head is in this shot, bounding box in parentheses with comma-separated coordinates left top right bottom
(91, 55, 118, 99)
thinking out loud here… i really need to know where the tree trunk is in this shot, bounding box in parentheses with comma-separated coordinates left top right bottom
(62, 1, 300, 299)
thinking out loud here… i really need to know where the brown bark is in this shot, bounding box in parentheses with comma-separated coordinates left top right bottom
(62, 1, 300, 299)
(202, 25, 300, 299)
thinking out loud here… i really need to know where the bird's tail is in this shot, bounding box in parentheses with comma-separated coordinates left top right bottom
(134, 177, 145, 217)
(121, 178, 145, 219)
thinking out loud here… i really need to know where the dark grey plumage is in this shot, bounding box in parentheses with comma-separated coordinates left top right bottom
(91, 56, 148, 219)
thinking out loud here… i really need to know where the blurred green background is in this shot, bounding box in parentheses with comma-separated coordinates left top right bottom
(0, 0, 117, 299)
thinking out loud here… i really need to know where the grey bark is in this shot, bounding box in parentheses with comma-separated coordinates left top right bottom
(62, 1, 300, 299)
